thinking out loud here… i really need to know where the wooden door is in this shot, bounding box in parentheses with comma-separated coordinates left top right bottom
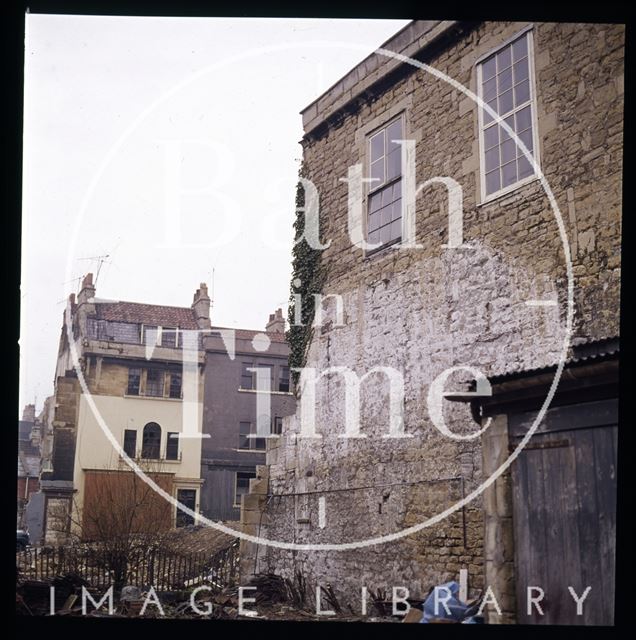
(510, 399, 617, 625)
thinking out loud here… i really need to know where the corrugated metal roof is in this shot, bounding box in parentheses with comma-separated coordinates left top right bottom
(489, 336, 619, 383)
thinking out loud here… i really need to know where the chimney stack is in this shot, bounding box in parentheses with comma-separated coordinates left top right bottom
(266, 308, 285, 334)
(22, 404, 36, 423)
(192, 283, 211, 329)
(77, 273, 95, 305)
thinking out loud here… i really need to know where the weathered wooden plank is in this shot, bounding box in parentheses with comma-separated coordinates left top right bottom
(553, 437, 584, 624)
(592, 426, 617, 625)
(541, 439, 580, 624)
(573, 428, 605, 624)
(509, 399, 618, 437)
(511, 453, 531, 622)
(520, 448, 549, 624)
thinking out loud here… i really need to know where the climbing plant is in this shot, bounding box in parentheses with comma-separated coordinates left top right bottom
(286, 163, 326, 388)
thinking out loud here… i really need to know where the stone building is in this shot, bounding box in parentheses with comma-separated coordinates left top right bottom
(41, 274, 208, 544)
(38, 274, 296, 543)
(241, 20, 622, 625)
(17, 404, 41, 529)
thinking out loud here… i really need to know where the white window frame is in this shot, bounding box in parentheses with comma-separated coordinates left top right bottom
(141, 324, 181, 348)
(141, 324, 160, 346)
(477, 26, 541, 204)
(365, 113, 405, 251)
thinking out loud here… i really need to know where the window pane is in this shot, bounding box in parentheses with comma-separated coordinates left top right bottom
(371, 159, 384, 184)
(514, 79, 530, 107)
(498, 89, 513, 116)
(485, 146, 499, 172)
(392, 199, 402, 221)
(278, 367, 290, 393)
(176, 489, 196, 527)
(486, 169, 500, 195)
(143, 325, 158, 346)
(482, 56, 496, 81)
(484, 125, 498, 150)
(235, 472, 255, 505)
(518, 129, 534, 156)
(516, 105, 532, 131)
(241, 363, 253, 389)
(141, 422, 161, 459)
(483, 76, 497, 102)
(389, 219, 401, 241)
(513, 57, 529, 84)
(161, 328, 177, 348)
(368, 230, 380, 244)
(497, 46, 512, 71)
(386, 149, 401, 180)
(499, 115, 515, 142)
(146, 369, 164, 397)
(380, 224, 392, 245)
(254, 437, 266, 450)
(392, 180, 401, 201)
(127, 368, 141, 395)
(386, 119, 403, 150)
(123, 430, 136, 458)
(381, 186, 393, 208)
(498, 66, 513, 93)
(500, 139, 516, 164)
(273, 417, 283, 435)
(368, 211, 380, 232)
(370, 132, 384, 162)
(512, 35, 528, 62)
(381, 206, 392, 228)
(483, 98, 498, 124)
(501, 160, 517, 188)
(518, 155, 534, 179)
(169, 372, 182, 399)
(369, 191, 382, 213)
(239, 422, 251, 449)
(166, 432, 179, 460)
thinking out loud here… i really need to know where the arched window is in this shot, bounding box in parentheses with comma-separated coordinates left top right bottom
(141, 422, 161, 459)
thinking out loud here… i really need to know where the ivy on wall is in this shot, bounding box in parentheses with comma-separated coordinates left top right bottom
(286, 163, 326, 388)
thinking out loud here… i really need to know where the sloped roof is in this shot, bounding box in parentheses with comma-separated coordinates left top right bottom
(91, 303, 289, 343)
(211, 326, 288, 344)
(95, 301, 199, 329)
(489, 336, 619, 383)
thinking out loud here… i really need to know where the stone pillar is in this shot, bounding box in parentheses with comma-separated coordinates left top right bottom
(239, 465, 269, 583)
(481, 414, 516, 623)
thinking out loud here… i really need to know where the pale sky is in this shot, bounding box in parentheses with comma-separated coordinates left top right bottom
(19, 15, 411, 416)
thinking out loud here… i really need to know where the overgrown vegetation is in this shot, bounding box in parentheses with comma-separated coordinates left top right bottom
(286, 163, 327, 388)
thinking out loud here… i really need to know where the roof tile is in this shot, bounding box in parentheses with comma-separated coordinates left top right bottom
(96, 302, 198, 329)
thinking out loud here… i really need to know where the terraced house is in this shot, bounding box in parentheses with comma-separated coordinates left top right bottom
(241, 20, 622, 625)
(40, 274, 209, 544)
(37, 273, 296, 544)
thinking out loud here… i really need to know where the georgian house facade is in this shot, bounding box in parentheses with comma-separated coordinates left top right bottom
(40, 274, 209, 543)
(38, 273, 296, 543)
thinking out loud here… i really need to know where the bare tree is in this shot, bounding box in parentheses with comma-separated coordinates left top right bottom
(51, 460, 179, 590)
